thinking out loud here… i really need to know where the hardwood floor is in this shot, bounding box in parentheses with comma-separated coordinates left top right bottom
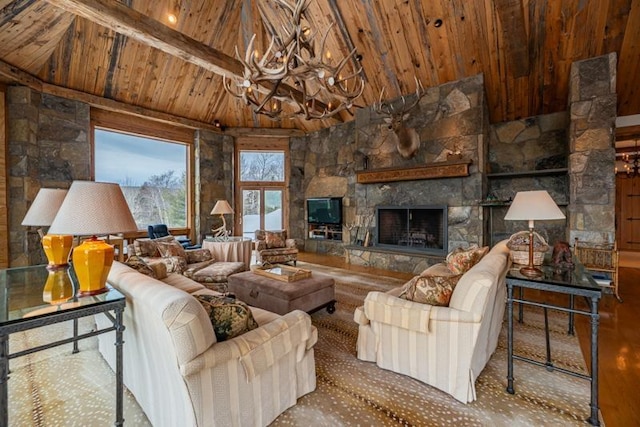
(298, 252, 640, 427)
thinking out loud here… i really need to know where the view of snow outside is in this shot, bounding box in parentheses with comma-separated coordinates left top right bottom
(94, 129, 187, 229)
(241, 209, 283, 239)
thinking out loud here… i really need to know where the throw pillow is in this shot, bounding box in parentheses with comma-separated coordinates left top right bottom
(194, 294, 259, 342)
(157, 241, 187, 259)
(265, 231, 286, 249)
(125, 255, 156, 278)
(399, 274, 462, 306)
(446, 245, 489, 275)
(133, 235, 174, 257)
(148, 261, 168, 280)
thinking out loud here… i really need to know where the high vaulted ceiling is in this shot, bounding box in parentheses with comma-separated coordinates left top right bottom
(0, 0, 639, 134)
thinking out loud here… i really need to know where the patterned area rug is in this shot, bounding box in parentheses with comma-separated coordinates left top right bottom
(273, 262, 597, 426)
(8, 263, 596, 426)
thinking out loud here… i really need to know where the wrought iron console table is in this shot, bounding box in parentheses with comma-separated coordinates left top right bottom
(0, 264, 126, 426)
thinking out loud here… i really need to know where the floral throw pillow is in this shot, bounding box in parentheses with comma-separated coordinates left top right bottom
(157, 241, 187, 259)
(399, 274, 462, 306)
(194, 294, 259, 342)
(446, 245, 489, 275)
(125, 255, 156, 278)
(265, 231, 286, 249)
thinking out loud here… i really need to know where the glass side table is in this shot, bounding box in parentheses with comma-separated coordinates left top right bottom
(0, 264, 126, 426)
(505, 259, 602, 426)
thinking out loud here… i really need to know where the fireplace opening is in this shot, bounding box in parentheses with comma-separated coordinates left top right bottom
(376, 205, 447, 255)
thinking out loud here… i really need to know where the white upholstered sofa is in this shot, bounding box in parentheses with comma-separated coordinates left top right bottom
(353, 240, 511, 403)
(96, 262, 317, 427)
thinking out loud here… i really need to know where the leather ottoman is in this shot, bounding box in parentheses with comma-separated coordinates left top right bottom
(227, 271, 336, 315)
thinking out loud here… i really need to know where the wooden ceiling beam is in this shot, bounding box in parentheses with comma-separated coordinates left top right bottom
(42, 0, 335, 119)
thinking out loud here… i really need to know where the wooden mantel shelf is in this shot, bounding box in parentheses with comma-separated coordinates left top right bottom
(356, 159, 472, 184)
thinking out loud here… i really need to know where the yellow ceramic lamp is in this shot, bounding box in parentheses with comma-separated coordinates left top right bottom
(48, 181, 137, 296)
(72, 237, 115, 296)
(42, 234, 73, 268)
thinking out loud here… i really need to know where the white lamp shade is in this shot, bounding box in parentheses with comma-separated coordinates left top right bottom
(504, 190, 566, 222)
(48, 181, 138, 236)
(21, 188, 68, 226)
(211, 200, 234, 215)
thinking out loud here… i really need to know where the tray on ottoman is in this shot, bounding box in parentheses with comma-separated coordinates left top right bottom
(228, 270, 336, 315)
(253, 264, 311, 282)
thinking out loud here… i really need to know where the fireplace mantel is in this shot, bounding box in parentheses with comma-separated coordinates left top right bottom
(356, 159, 471, 184)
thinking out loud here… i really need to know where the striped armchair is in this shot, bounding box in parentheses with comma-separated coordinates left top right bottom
(354, 241, 510, 403)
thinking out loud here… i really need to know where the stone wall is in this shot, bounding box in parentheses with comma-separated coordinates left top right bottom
(299, 74, 490, 273)
(292, 121, 356, 256)
(7, 87, 91, 266)
(196, 130, 234, 241)
(568, 53, 617, 244)
(487, 112, 569, 246)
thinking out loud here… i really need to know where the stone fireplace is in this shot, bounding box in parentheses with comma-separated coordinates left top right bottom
(376, 206, 447, 256)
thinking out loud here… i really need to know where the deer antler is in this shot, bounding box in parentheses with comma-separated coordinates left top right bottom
(374, 77, 425, 119)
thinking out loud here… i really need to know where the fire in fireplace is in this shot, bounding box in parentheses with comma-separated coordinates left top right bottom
(376, 205, 447, 255)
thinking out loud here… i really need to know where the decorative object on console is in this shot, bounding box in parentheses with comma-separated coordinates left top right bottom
(21, 188, 73, 268)
(223, 0, 364, 120)
(552, 241, 574, 268)
(211, 200, 234, 239)
(504, 190, 565, 278)
(48, 181, 137, 296)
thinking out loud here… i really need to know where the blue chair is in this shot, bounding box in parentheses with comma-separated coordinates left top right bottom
(147, 224, 200, 249)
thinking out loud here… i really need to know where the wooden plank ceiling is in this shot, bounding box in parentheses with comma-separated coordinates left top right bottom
(0, 0, 638, 133)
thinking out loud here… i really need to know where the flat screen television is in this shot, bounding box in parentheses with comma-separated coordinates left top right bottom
(307, 197, 342, 225)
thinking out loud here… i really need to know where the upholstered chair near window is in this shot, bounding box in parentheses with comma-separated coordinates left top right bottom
(255, 229, 298, 266)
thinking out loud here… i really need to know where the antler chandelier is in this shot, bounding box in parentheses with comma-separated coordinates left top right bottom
(619, 139, 640, 176)
(223, 0, 365, 120)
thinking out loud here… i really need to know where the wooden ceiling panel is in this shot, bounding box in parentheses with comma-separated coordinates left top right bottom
(617, 0, 640, 116)
(0, 1, 74, 72)
(0, 0, 639, 132)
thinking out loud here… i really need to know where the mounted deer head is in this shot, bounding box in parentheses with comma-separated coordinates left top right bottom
(373, 79, 426, 159)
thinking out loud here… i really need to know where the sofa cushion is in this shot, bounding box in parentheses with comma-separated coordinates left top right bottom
(419, 262, 457, 277)
(265, 230, 286, 249)
(134, 236, 174, 257)
(194, 294, 259, 341)
(157, 240, 187, 259)
(399, 274, 462, 306)
(446, 245, 489, 274)
(161, 272, 207, 293)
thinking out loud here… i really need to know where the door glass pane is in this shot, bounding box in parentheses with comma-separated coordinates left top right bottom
(265, 190, 283, 231)
(239, 151, 285, 182)
(242, 189, 261, 239)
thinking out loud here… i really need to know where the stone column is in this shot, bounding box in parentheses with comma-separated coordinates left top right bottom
(7, 87, 90, 267)
(7, 87, 41, 266)
(568, 53, 617, 243)
(197, 130, 234, 239)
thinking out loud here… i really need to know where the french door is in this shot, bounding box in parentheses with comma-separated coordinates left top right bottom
(234, 138, 289, 239)
(239, 188, 284, 239)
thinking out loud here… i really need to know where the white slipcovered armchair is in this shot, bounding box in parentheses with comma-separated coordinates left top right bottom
(354, 241, 510, 403)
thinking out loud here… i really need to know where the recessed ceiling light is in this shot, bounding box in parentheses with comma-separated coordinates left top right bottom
(168, 13, 177, 25)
